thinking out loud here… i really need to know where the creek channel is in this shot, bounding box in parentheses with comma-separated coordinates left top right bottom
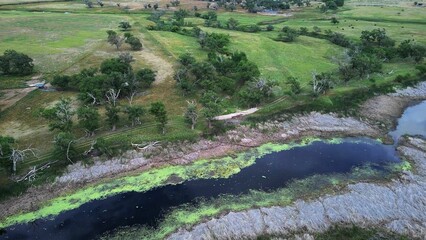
(1, 101, 426, 240)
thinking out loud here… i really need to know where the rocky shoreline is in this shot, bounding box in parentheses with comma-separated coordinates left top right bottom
(1, 82, 426, 226)
(167, 136, 426, 240)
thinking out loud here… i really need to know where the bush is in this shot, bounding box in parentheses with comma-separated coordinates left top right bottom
(125, 36, 143, 51)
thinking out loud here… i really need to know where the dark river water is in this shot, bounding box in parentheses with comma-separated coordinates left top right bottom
(390, 100, 426, 141)
(0, 138, 400, 240)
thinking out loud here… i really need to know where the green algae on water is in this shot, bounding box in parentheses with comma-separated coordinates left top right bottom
(0, 138, 374, 229)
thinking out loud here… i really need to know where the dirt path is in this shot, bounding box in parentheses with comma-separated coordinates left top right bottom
(0, 87, 36, 111)
(137, 48, 174, 85)
(214, 108, 259, 120)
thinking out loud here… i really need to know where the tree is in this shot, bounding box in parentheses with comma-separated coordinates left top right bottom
(106, 30, 124, 50)
(125, 36, 143, 51)
(200, 33, 231, 53)
(125, 105, 144, 126)
(239, 78, 277, 107)
(266, 24, 274, 31)
(136, 68, 156, 88)
(9, 147, 37, 173)
(277, 27, 299, 42)
(200, 91, 222, 128)
(119, 52, 134, 64)
(150, 102, 168, 134)
(330, 17, 339, 25)
(179, 53, 196, 67)
(398, 40, 426, 63)
(77, 106, 100, 136)
(51, 75, 73, 90)
(41, 98, 75, 132)
(184, 100, 198, 130)
(170, 0, 180, 6)
(350, 53, 382, 77)
(360, 28, 395, 48)
(100, 58, 131, 75)
(335, 0, 344, 7)
(226, 18, 239, 30)
(286, 76, 302, 94)
(105, 105, 120, 131)
(311, 72, 334, 96)
(0, 50, 34, 76)
(53, 132, 76, 162)
(0, 136, 15, 172)
(83, 0, 94, 8)
(119, 21, 132, 31)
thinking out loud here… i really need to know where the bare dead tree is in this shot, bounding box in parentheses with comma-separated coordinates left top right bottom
(87, 93, 98, 105)
(9, 147, 38, 173)
(105, 89, 121, 106)
(83, 140, 97, 156)
(184, 100, 198, 130)
(131, 141, 160, 152)
(14, 160, 58, 183)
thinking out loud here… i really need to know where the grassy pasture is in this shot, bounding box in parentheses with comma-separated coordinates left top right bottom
(150, 28, 341, 88)
(0, 11, 125, 75)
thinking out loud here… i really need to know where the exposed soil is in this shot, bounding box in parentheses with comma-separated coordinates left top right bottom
(0, 87, 36, 111)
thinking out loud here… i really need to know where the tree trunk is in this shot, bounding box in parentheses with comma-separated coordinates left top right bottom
(112, 125, 116, 131)
(12, 160, 17, 173)
(191, 123, 195, 130)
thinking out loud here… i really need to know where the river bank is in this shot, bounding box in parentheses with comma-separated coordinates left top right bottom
(167, 136, 426, 240)
(1, 81, 425, 226)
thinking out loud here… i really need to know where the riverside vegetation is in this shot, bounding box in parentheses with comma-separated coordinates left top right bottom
(0, 0, 426, 239)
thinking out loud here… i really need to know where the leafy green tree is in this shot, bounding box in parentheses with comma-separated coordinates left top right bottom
(41, 98, 75, 132)
(360, 28, 395, 48)
(350, 53, 382, 77)
(0, 50, 34, 76)
(277, 27, 299, 42)
(51, 75, 73, 90)
(179, 53, 196, 67)
(311, 72, 334, 96)
(106, 30, 124, 50)
(78, 75, 107, 105)
(200, 91, 222, 128)
(398, 40, 426, 63)
(100, 58, 131, 75)
(150, 102, 168, 134)
(330, 17, 339, 24)
(105, 105, 120, 131)
(286, 76, 302, 94)
(239, 78, 277, 107)
(0, 136, 15, 171)
(53, 132, 77, 162)
(200, 33, 231, 53)
(226, 18, 239, 30)
(125, 36, 143, 51)
(119, 21, 132, 31)
(125, 105, 144, 126)
(77, 106, 100, 136)
(266, 24, 274, 31)
(135, 68, 156, 88)
(184, 100, 198, 130)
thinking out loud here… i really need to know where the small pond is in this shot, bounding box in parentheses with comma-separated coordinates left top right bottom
(390, 100, 426, 141)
